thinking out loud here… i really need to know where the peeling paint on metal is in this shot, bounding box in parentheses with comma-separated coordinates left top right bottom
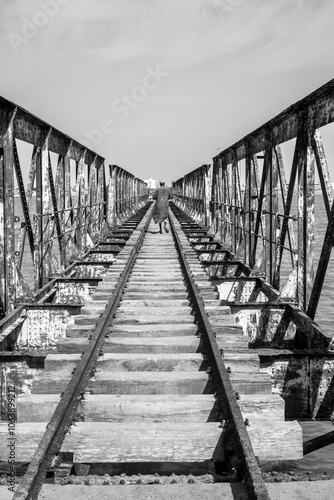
(18, 309, 73, 349)
(56, 282, 95, 304)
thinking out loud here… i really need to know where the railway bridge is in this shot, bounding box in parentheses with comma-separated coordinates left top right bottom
(1, 79, 334, 499)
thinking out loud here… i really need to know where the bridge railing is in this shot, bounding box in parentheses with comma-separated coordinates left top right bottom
(0, 96, 147, 317)
(173, 78, 334, 324)
(172, 164, 212, 228)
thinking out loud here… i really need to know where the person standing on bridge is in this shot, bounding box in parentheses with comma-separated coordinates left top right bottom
(152, 181, 172, 233)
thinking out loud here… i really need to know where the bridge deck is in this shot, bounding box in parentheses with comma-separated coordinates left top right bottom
(1, 74, 334, 500)
(0, 205, 305, 498)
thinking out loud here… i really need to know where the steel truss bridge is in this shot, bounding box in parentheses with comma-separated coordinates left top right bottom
(1, 78, 334, 500)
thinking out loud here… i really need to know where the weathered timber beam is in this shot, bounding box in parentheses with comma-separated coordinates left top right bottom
(256, 348, 334, 357)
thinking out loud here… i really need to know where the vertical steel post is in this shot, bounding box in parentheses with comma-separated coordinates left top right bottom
(3, 112, 16, 309)
(55, 153, 66, 268)
(40, 129, 53, 284)
(0, 145, 5, 317)
(297, 112, 315, 309)
(245, 148, 252, 267)
(63, 144, 72, 267)
(231, 152, 238, 254)
(204, 164, 212, 228)
(264, 139, 274, 284)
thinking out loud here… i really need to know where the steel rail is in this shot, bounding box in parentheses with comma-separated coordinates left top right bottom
(13, 205, 153, 500)
(0, 202, 151, 335)
(169, 211, 270, 500)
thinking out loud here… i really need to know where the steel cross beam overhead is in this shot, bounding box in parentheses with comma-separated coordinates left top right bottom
(0, 96, 148, 318)
(173, 78, 334, 349)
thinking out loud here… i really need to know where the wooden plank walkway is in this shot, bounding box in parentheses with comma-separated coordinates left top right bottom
(1, 215, 302, 476)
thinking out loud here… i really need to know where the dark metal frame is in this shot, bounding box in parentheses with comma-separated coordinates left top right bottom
(173, 78, 334, 349)
(0, 96, 148, 318)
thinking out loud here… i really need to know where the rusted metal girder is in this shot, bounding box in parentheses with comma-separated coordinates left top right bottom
(0, 96, 148, 318)
(107, 165, 147, 229)
(172, 78, 334, 329)
(172, 164, 212, 228)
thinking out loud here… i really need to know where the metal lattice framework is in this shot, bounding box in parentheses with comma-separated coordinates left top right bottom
(173, 78, 334, 325)
(0, 96, 147, 317)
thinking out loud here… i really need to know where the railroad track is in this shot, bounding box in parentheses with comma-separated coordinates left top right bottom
(0, 203, 302, 500)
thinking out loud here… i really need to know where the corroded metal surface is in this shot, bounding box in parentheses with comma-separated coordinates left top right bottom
(18, 309, 72, 349)
(56, 282, 95, 305)
(0, 95, 148, 318)
(174, 80, 334, 318)
(171, 199, 334, 446)
(309, 359, 334, 418)
(260, 357, 310, 419)
(233, 306, 296, 347)
(74, 264, 110, 279)
(173, 79, 334, 352)
(0, 361, 36, 418)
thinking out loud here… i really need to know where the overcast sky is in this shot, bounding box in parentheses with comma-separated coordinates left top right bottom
(1, 0, 334, 185)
